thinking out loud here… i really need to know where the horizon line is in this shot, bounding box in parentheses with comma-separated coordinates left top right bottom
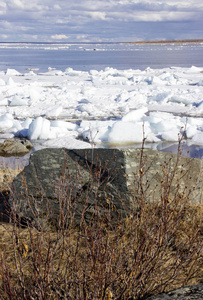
(0, 38, 203, 45)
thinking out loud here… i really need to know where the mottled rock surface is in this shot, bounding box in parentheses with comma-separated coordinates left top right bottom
(8, 148, 202, 226)
(11, 148, 130, 225)
(123, 148, 202, 205)
(146, 283, 203, 299)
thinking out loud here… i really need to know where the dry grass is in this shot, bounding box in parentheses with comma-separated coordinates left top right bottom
(0, 161, 23, 192)
(0, 140, 202, 299)
(0, 201, 202, 300)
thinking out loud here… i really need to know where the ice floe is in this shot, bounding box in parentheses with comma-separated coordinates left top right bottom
(0, 66, 202, 152)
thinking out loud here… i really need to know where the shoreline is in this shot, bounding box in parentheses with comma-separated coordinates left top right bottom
(1, 39, 203, 46)
(127, 39, 203, 45)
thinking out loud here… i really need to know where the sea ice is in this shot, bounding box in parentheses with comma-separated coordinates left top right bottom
(6, 69, 21, 76)
(0, 79, 5, 86)
(108, 121, 151, 144)
(122, 107, 148, 122)
(9, 95, 28, 106)
(0, 66, 202, 152)
(186, 126, 198, 139)
(191, 132, 203, 145)
(0, 114, 14, 132)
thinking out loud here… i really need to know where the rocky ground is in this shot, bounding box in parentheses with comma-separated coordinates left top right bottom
(146, 283, 203, 299)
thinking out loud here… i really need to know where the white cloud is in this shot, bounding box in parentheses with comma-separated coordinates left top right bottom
(86, 11, 106, 20)
(0, 2, 7, 15)
(51, 34, 69, 40)
(8, 0, 24, 9)
(0, 2, 7, 9)
(0, 34, 8, 39)
(53, 4, 61, 10)
(115, 11, 197, 22)
(0, 0, 203, 42)
(0, 20, 12, 30)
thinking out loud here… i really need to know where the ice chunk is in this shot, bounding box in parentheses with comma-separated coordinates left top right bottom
(108, 121, 151, 144)
(25, 71, 36, 76)
(197, 101, 203, 110)
(29, 88, 41, 101)
(65, 68, 82, 76)
(142, 112, 162, 125)
(197, 79, 203, 86)
(185, 66, 202, 73)
(186, 117, 203, 127)
(9, 95, 28, 106)
(6, 77, 16, 86)
(0, 133, 15, 139)
(186, 126, 198, 139)
(149, 92, 172, 104)
(6, 68, 21, 76)
(89, 70, 99, 76)
(21, 118, 33, 129)
(151, 120, 176, 134)
(46, 106, 63, 118)
(48, 127, 68, 139)
(28, 117, 44, 140)
(79, 120, 113, 144)
(191, 132, 203, 145)
(82, 127, 110, 144)
(27, 117, 76, 140)
(0, 96, 9, 106)
(0, 114, 14, 132)
(144, 76, 164, 85)
(0, 79, 5, 86)
(51, 120, 78, 131)
(122, 107, 148, 122)
(12, 119, 22, 131)
(39, 119, 51, 139)
(16, 118, 32, 137)
(161, 129, 180, 142)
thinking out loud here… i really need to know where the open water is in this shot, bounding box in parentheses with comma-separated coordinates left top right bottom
(0, 42, 203, 73)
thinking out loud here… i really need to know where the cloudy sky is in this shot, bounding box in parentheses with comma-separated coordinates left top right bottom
(0, 0, 203, 42)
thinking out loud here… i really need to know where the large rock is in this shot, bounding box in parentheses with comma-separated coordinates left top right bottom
(124, 148, 202, 205)
(10, 148, 131, 226)
(0, 139, 33, 156)
(146, 283, 203, 299)
(10, 148, 202, 227)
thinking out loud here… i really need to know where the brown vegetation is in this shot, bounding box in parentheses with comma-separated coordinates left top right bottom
(0, 161, 23, 193)
(0, 139, 202, 299)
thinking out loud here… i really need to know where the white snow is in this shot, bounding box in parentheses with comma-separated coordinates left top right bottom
(0, 114, 14, 132)
(0, 66, 202, 151)
(9, 95, 28, 106)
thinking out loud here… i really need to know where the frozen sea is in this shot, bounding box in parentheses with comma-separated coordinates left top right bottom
(0, 42, 203, 168)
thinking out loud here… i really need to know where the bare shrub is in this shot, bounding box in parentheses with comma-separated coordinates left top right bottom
(0, 140, 202, 299)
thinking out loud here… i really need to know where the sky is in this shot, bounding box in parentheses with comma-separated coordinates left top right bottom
(0, 0, 203, 43)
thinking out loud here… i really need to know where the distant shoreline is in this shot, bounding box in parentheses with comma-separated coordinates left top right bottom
(0, 39, 203, 45)
(128, 39, 203, 45)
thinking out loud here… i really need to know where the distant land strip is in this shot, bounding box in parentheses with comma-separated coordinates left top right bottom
(128, 39, 203, 44)
(0, 39, 203, 45)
